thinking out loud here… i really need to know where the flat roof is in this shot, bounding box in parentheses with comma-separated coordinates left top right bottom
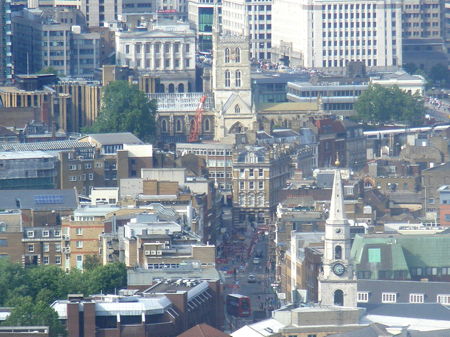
(0, 151, 55, 160)
(260, 102, 319, 112)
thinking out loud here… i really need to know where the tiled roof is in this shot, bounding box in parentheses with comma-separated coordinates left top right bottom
(177, 323, 230, 337)
(0, 140, 93, 152)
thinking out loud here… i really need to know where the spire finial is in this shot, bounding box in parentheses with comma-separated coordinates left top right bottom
(334, 152, 340, 167)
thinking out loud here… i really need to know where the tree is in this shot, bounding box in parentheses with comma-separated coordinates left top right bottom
(429, 63, 450, 87)
(355, 84, 424, 125)
(85, 81, 157, 142)
(403, 63, 418, 75)
(3, 296, 66, 337)
(84, 255, 101, 271)
(37, 67, 59, 75)
(86, 262, 127, 295)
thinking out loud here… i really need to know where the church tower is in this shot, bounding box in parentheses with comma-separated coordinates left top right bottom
(318, 169, 357, 307)
(211, 11, 255, 140)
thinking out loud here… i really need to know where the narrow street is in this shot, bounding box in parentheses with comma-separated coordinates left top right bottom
(216, 208, 278, 331)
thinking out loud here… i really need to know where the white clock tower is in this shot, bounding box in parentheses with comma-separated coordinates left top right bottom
(318, 169, 357, 307)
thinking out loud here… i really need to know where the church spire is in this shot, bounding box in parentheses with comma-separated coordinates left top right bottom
(327, 170, 347, 224)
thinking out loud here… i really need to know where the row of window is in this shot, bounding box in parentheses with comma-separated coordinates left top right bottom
(322, 59, 380, 67)
(69, 163, 92, 170)
(357, 292, 450, 304)
(323, 39, 377, 47)
(224, 70, 242, 88)
(160, 118, 212, 133)
(125, 43, 190, 54)
(239, 181, 264, 190)
(322, 21, 378, 29)
(224, 48, 241, 63)
(239, 168, 265, 178)
(27, 243, 61, 253)
(26, 230, 60, 238)
(322, 12, 378, 19)
(322, 3, 376, 10)
(69, 173, 94, 181)
(323, 49, 378, 57)
(238, 193, 265, 207)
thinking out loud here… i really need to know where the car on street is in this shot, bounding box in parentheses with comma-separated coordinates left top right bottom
(253, 257, 261, 264)
(247, 274, 257, 283)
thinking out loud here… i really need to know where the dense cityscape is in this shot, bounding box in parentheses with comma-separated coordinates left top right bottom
(0, 0, 449, 336)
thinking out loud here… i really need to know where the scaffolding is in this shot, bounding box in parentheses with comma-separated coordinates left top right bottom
(147, 93, 214, 112)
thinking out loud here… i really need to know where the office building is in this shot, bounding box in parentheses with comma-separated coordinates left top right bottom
(187, 0, 219, 52)
(0, 0, 12, 83)
(271, 0, 402, 71)
(221, 0, 272, 60)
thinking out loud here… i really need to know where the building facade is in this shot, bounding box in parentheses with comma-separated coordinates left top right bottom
(271, 0, 402, 71)
(115, 24, 196, 92)
(232, 145, 292, 224)
(0, 0, 13, 83)
(221, 0, 272, 60)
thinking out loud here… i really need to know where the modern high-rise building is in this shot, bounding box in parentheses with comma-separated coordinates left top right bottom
(80, 0, 123, 27)
(271, 0, 402, 71)
(0, 0, 13, 83)
(221, 0, 272, 60)
(187, 0, 220, 53)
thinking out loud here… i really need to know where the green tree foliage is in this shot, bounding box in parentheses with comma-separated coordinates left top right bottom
(85, 81, 157, 142)
(3, 296, 66, 337)
(37, 67, 59, 75)
(355, 84, 424, 125)
(0, 260, 127, 336)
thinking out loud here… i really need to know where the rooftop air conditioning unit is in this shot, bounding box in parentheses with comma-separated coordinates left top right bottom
(145, 250, 151, 255)
(151, 250, 157, 255)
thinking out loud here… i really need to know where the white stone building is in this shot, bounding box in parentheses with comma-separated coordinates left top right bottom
(115, 23, 196, 92)
(271, 0, 402, 72)
(221, 0, 272, 60)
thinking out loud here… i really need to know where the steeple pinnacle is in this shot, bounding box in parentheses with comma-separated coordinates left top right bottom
(327, 170, 347, 224)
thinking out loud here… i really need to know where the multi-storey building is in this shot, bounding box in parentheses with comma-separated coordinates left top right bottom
(80, 0, 122, 27)
(271, 0, 402, 71)
(401, 0, 447, 70)
(187, 0, 219, 52)
(0, 151, 58, 189)
(222, 0, 272, 60)
(0, 0, 13, 83)
(115, 23, 196, 92)
(175, 142, 234, 199)
(232, 145, 293, 224)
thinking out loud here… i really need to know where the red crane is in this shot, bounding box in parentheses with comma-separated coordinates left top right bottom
(188, 95, 207, 143)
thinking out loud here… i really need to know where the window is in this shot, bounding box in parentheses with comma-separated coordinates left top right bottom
(335, 245, 342, 259)
(0, 239, 7, 247)
(27, 231, 34, 238)
(55, 243, 61, 253)
(249, 169, 254, 177)
(76, 228, 83, 236)
(42, 230, 49, 237)
(88, 173, 94, 180)
(235, 47, 241, 62)
(409, 293, 424, 303)
(54, 230, 61, 237)
(259, 168, 263, 177)
(225, 70, 230, 87)
(85, 163, 92, 169)
(235, 70, 241, 87)
(437, 295, 450, 304)
(161, 119, 168, 133)
(225, 48, 230, 63)
(382, 292, 397, 303)
(43, 243, 49, 252)
(69, 176, 77, 182)
(76, 241, 83, 249)
(249, 181, 254, 189)
(259, 181, 264, 189)
(234, 104, 240, 113)
(69, 164, 77, 170)
(357, 292, 369, 302)
(43, 256, 49, 265)
(240, 181, 244, 189)
(28, 244, 34, 253)
(368, 248, 381, 263)
(55, 256, 61, 264)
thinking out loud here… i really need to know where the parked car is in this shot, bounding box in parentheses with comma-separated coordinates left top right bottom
(247, 274, 257, 283)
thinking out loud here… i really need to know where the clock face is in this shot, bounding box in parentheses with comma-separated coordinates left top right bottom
(333, 263, 346, 276)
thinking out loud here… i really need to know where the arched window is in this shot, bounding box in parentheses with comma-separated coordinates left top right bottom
(235, 70, 241, 87)
(157, 83, 165, 93)
(335, 245, 342, 260)
(177, 83, 185, 93)
(225, 70, 230, 87)
(168, 83, 175, 93)
(248, 193, 255, 207)
(176, 119, 182, 132)
(204, 118, 210, 132)
(234, 104, 240, 113)
(161, 119, 168, 133)
(334, 290, 344, 306)
(235, 47, 241, 62)
(224, 48, 230, 63)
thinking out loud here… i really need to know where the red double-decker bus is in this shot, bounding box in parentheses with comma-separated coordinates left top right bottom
(226, 294, 251, 317)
